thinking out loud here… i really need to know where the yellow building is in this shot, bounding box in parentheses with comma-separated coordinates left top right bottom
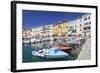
(59, 21, 69, 37)
(51, 21, 69, 38)
(52, 24, 59, 37)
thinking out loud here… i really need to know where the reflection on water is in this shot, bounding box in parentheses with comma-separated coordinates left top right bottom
(22, 39, 85, 63)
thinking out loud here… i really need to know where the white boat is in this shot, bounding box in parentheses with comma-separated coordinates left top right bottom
(32, 49, 49, 57)
(66, 39, 81, 45)
(32, 48, 68, 59)
(23, 40, 30, 44)
(44, 48, 68, 59)
(31, 38, 36, 43)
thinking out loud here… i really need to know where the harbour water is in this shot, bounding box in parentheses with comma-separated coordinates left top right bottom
(22, 42, 80, 63)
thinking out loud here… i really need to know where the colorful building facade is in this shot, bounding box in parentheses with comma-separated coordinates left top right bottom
(51, 21, 69, 38)
(22, 13, 91, 44)
(81, 13, 91, 37)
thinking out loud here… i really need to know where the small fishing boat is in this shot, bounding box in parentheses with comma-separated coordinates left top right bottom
(32, 47, 68, 59)
(44, 48, 68, 59)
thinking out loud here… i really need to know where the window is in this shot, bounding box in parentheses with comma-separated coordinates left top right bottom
(84, 27, 87, 30)
(84, 22, 91, 25)
(88, 26, 91, 29)
(70, 26, 72, 29)
(84, 17, 87, 21)
(83, 26, 91, 30)
(89, 22, 91, 24)
(86, 18, 87, 20)
(80, 24, 81, 26)
(72, 29, 76, 33)
(84, 23, 88, 25)
(88, 16, 90, 20)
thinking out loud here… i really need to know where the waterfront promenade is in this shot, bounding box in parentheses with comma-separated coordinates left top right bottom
(77, 38, 91, 60)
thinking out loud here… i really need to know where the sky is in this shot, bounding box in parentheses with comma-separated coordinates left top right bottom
(22, 10, 87, 29)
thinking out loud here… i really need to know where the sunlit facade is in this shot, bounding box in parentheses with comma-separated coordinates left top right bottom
(58, 21, 69, 37)
(22, 13, 91, 43)
(68, 14, 91, 37)
(81, 13, 91, 37)
(76, 18, 82, 35)
(31, 26, 42, 39)
(22, 29, 32, 39)
(51, 21, 69, 38)
(52, 24, 59, 37)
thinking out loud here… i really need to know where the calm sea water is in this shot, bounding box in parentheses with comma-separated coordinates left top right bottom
(22, 43, 78, 63)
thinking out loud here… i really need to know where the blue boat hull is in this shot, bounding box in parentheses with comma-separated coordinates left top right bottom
(44, 48, 68, 59)
(44, 54, 67, 59)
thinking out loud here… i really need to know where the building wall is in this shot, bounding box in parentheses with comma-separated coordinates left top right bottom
(81, 13, 91, 36)
(52, 24, 59, 36)
(68, 14, 91, 37)
(76, 18, 82, 34)
(31, 25, 53, 40)
(42, 25, 52, 39)
(22, 13, 91, 40)
(31, 26, 43, 39)
(22, 29, 32, 39)
(51, 21, 69, 38)
(59, 21, 69, 36)
(69, 20, 77, 34)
